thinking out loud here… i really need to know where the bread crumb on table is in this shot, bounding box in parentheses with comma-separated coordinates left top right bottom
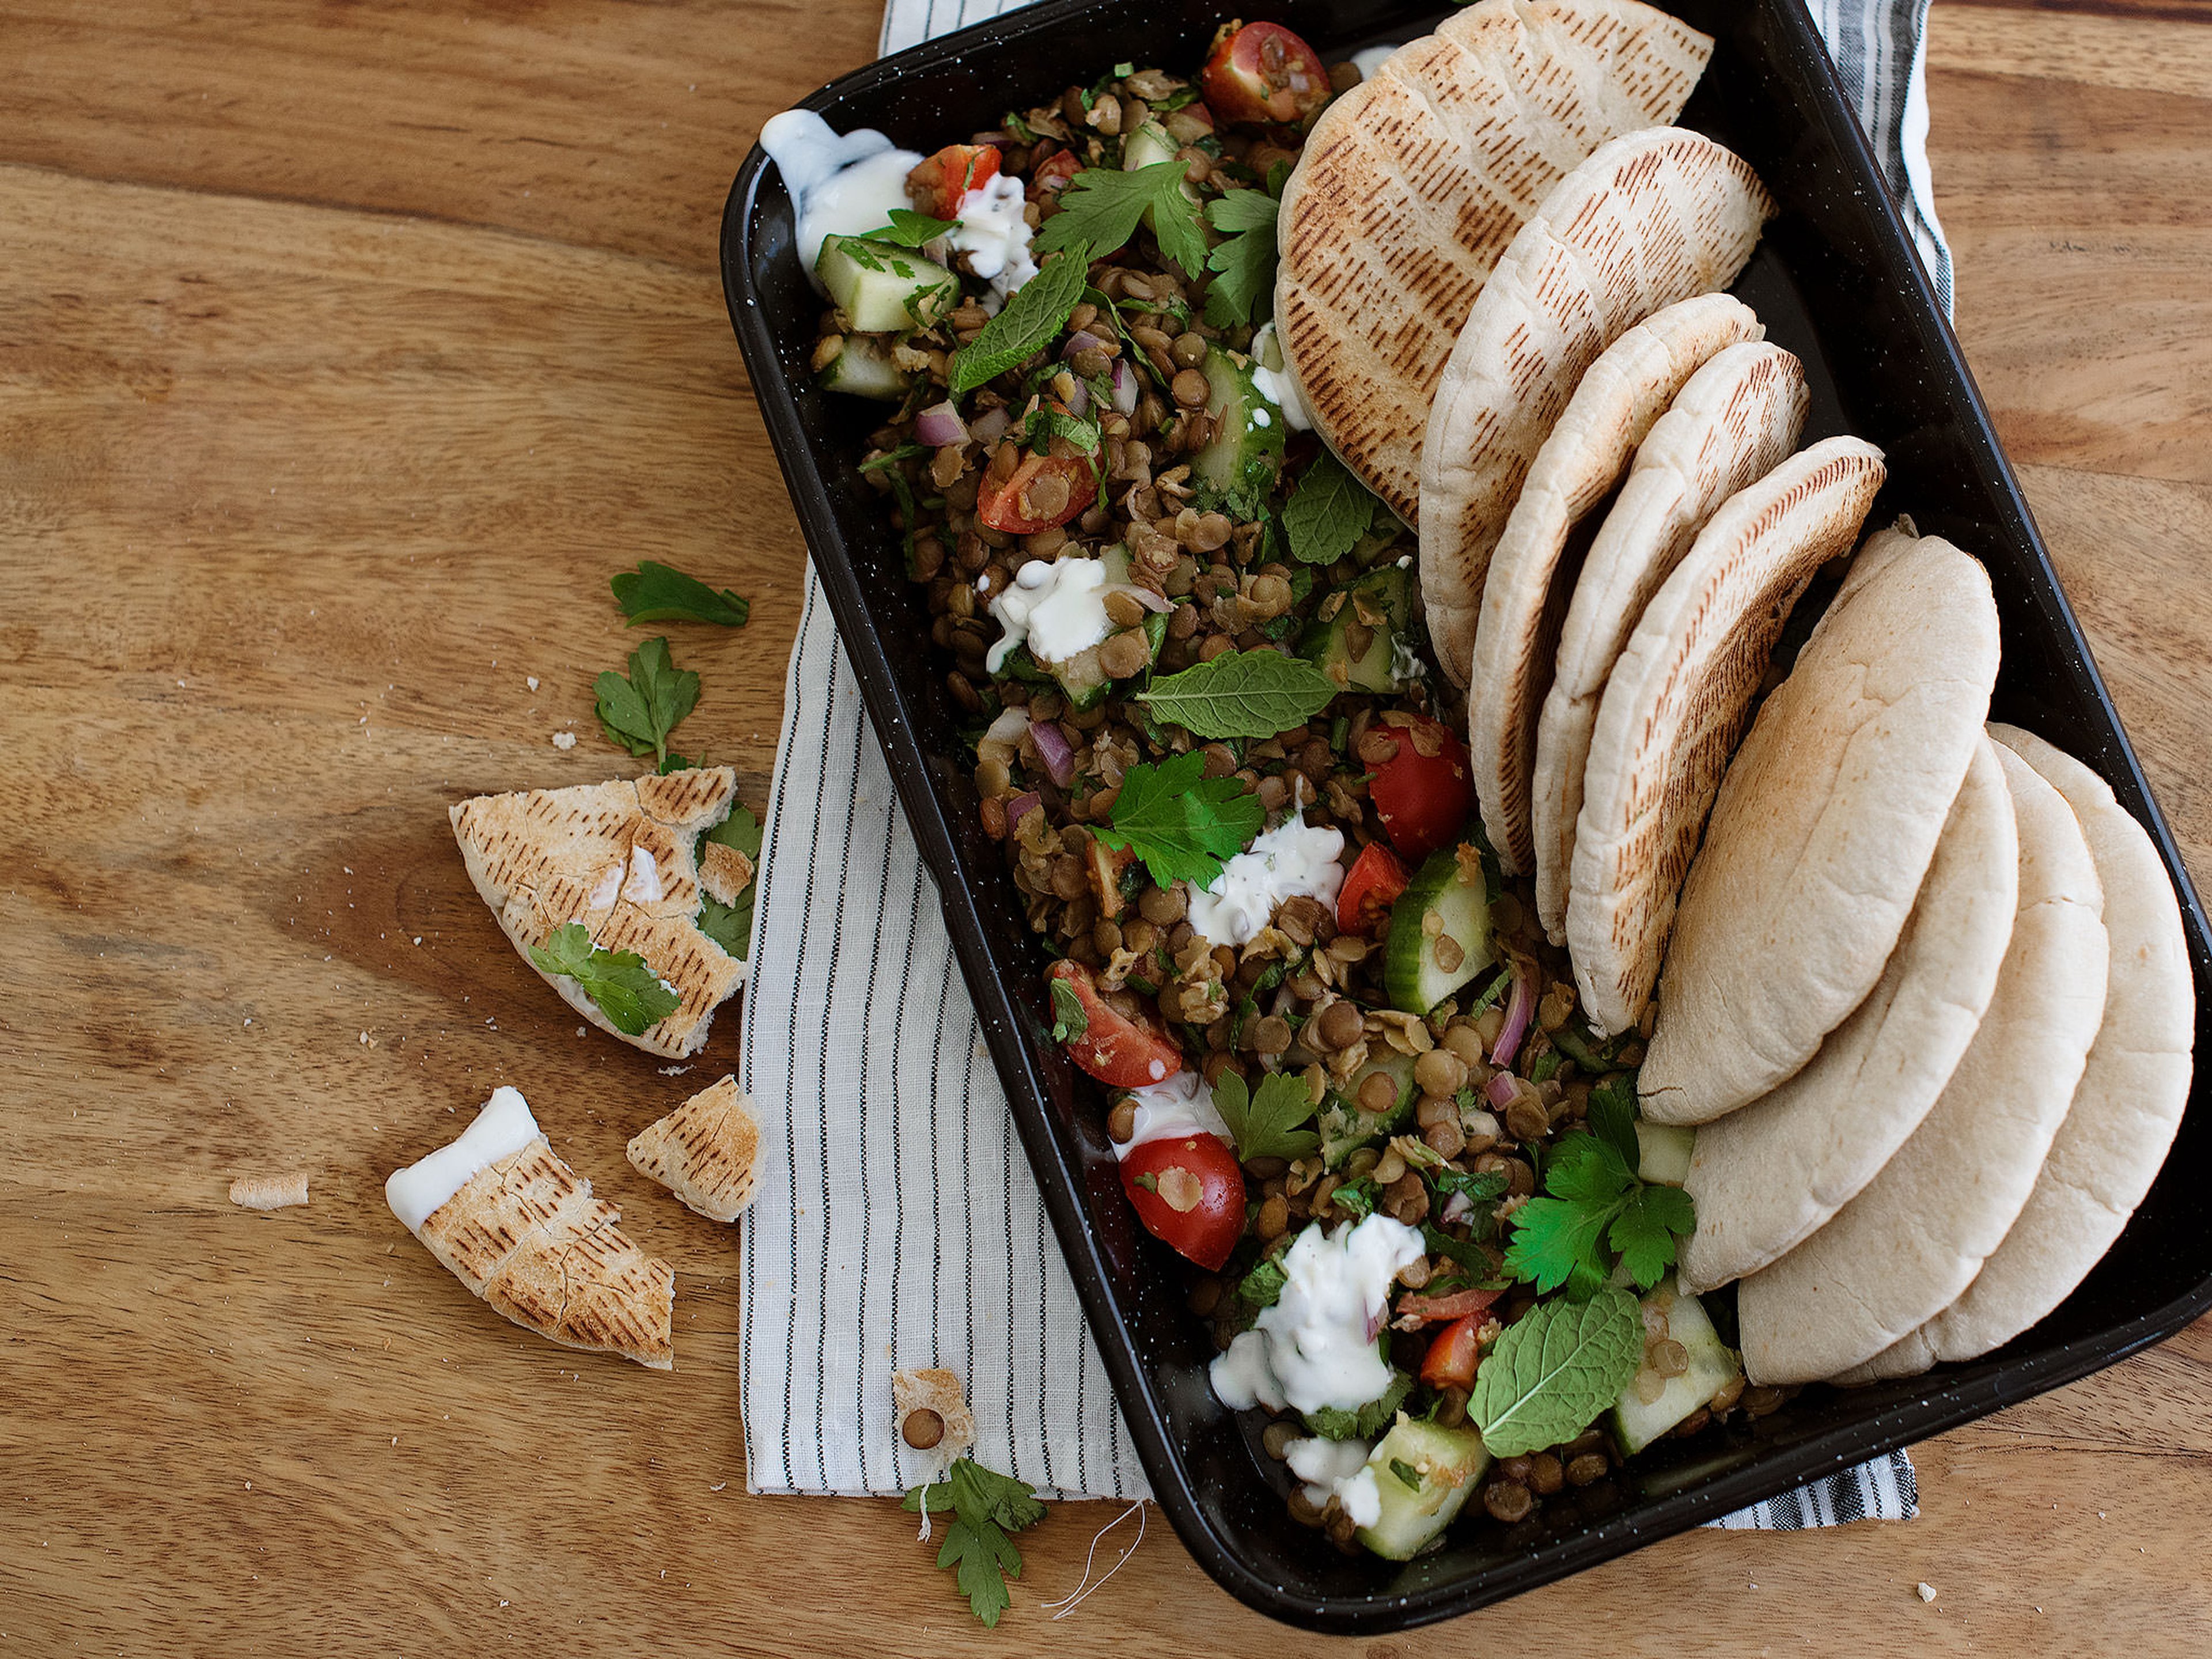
(230, 1173, 310, 1210)
(1916, 1582, 1937, 1603)
(552, 731, 576, 749)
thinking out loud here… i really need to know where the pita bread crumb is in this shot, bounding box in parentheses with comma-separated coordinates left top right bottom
(893, 1368, 976, 1463)
(699, 840, 753, 907)
(627, 1076, 762, 1224)
(229, 1173, 309, 1210)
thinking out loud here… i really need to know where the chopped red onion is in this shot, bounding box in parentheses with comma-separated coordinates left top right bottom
(1005, 791, 1042, 836)
(1364, 1304, 1386, 1343)
(1031, 719, 1077, 788)
(969, 404, 1012, 444)
(1484, 1069, 1520, 1111)
(1440, 1190, 1475, 1227)
(1059, 331, 1110, 359)
(1120, 585, 1174, 613)
(1491, 960, 1536, 1071)
(1110, 358, 1139, 415)
(1063, 378, 1089, 419)
(914, 400, 968, 448)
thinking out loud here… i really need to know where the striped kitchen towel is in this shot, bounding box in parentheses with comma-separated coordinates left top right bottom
(740, 0, 1934, 1524)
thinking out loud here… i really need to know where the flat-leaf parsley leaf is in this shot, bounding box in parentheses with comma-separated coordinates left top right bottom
(1213, 1067, 1320, 1162)
(1093, 749, 1264, 889)
(527, 922, 681, 1036)
(900, 1457, 1047, 1627)
(611, 560, 751, 628)
(695, 806, 762, 961)
(1202, 188, 1279, 328)
(1033, 162, 1207, 278)
(1502, 1124, 1696, 1298)
(1048, 976, 1088, 1043)
(596, 637, 699, 768)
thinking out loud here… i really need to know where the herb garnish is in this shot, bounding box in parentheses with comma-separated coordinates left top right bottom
(1213, 1067, 1320, 1162)
(949, 247, 1092, 398)
(1202, 188, 1280, 328)
(1389, 1457, 1423, 1493)
(852, 208, 961, 248)
(527, 922, 681, 1036)
(1301, 1370, 1412, 1441)
(1093, 749, 1265, 889)
(1467, 1287, 1645, 1457)
(1282, 449, 1388, 566)
(1501, 1115, 1695, 1299)
(1048, 976, 1088, 1043)
(900, 1457, 1047, 1628)
(610, 560, 751, 628)
(1134, 647, 1341, 739)
(1033, 162, 1208, 278)
(596, 637, 699, 768)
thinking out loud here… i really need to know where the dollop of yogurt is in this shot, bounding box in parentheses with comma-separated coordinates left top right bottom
(384, 1086, 540, 1234)
(1248, 322, 1313, 433)
(985, 555, 1112, 673)
(948, 173, 1038, 309)
(1210, 1214, 1424, 1415)
(759, 109, 922, 294)
(1287, 1436, 1382, 1528)
(1188, 820, 1346, 949)
(1112, 1070, 1232, 1161)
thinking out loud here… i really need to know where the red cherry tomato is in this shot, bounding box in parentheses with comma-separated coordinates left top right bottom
(1049, 960, 1183, 1089)
(1028, 149, 1083, 202)
(1200, 20, 1332, 128)
(1419, 1311, 1488, 1391)
(975, 450, 1101, 536)
(1396, 1283, 1502, 1328)
(1120, 1132, 1245, 1270)
(1336, 840, 1409, 934)
(910, 143, 1001, 218)
(1368, 714, 1474, 862)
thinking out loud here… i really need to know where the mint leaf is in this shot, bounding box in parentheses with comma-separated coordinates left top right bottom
(595, 637, 699, 767)
(1048, 976, 1088, 1043)
(527, 922, 681, 1036)
(1283, 450, 1386, 566)
(1093, 749, 1264, 889)
(949, 248, 1090, 399)
(1467, 1288, 1645, 1457)
(1212, 1068, 1319, 1162)
(1202, 189, 1279, 328)
(611, 560, 751, 628)
(1034, 162, 1207, 278)
(900, 1457, 1044, 1627)
(1135, 647, 1341, 740)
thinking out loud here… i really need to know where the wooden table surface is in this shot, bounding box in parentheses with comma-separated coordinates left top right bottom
(3, 1, 2208, 1652)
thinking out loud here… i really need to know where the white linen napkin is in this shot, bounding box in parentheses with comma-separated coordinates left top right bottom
(740, 0, 1939, 1522)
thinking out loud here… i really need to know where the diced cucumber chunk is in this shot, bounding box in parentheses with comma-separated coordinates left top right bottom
(1193, 346, 1284, 505)
(1354, 1417, 1491, 1562)
(1383, 845, 1498, 1015)
(1317, 1052, 1417, 1168)
(816, 235, 960, 334)
(815, 333, 911, 401)
(1301, 565, 1417, 694)
(1122, 119, 1180, 175)
(1636, 1120, 1695, 1187)
(1609, 1278, 1742, 1456)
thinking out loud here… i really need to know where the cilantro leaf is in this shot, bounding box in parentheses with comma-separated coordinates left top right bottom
(1502, 1126, 1695, 1296)
(595, 637, 699, 767)
(705, 804, 763, 858)
(1282, 450, 1387, 567)
(1202, 189, 1279, 329)
(949, 248, 1090, 399)
(854, 207, 961, 248)
(1585, 1072, 1641, 1169)
(1135, 647, 1341, 740)
(900, 1458, 1045, 1627)
(1093, 749, 1264, 889)
(610, 560, 751, 627)
(1300, 1369, 1412, 1440)
(696, 806, 762, 962)
(1211, 1068, 1320, 1162)
(1034, 162, 1207, 278)
(1048, 976, 1088, 1043)
(1467, 1287, 1645, 1457)
(1613, 1182, 1696, 1290)
(527, 922, 681, 1036)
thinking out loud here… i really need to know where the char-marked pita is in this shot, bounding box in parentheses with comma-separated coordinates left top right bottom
(1737, 744, 2108, 1386)
(1276, 0, 1711, 523)
(1421, 126, 1776, 685)
(388, 1088, 675, 1370)
(627, 1074, 763, 1224)
(1836, 725, 2194, 1381)
(1677, 736, 2016, 1293)
(451, 767, 747, 1059)
(1532, 342, 1809, 941)
(1467, 294, 1764, 874)
(1566, 435, 1885, 1037)
(1641, 522, 2002, 1120)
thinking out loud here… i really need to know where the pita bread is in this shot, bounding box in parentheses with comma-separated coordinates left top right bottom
(1565, 435, 1885, 1036)
(1737, 744, 2108, 1385)
(1277, 0, 1711, 522)
(1838, 726, 2195, 1380)
(1532, 342, 1808, 940)
(1677, 737, 2016, 1293)
(1421, 127, 1775, 685)
(1467, 294, 1764, 874)
(627, 1074, 763, 1224)
(1640, 524, 2003, 1119)
(451, 767, 747, 1059)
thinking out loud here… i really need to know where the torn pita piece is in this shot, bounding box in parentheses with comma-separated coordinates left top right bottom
(450, 767, 747, 1059)
(627, 1074, 763, 1224)
(387, 1086, 675, 1370)
(894, 1368, 978, 1492)
(229, 1172, 310, 1210)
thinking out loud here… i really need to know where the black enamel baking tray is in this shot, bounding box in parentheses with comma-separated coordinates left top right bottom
(721, 0, 2212, 1630)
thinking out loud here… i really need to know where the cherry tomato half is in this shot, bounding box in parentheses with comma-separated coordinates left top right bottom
(908, 143, 1001, 219)
(1120, 1132, 1245, 1270)
(1200, 21, 1332, 129)
(1368, 714, 1475, 862)
(1048, 960, 1183, 1089)
(975, 450, 1101, 536)
(1418, 1310, 1488, 1391)
(1336, 840, 1409, 934)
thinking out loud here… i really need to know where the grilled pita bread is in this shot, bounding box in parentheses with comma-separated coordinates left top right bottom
(1421, 127, 1775, 685)
(392, 1090, 675, 1370)
(1566, 436, 1885, 1036)
(1532, 342, 1808, 940)
(1837, 726, 2194, 1381)
(893, 1368, 978, 1465)
(1641, 524, 2002, 1119)
(1737, 744, 2108, 1385)
(1467, 294, 1764, 874)
(1276, 0, 1711, 522)
(451, 767, 747, 1059)
(1677, 736, 2016, 1293)
(627, 1074, 763, 1224)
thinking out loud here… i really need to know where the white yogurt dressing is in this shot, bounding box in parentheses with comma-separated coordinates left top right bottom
(1112, 1069, 1230, 1161)
(1188, 820, 1346, 949)
(985, 554, 1112, 673)
(1248, 322, 1313, 433)
(759, 109, 923, 293)
(384, 1086, 540, 1233)
(948, 173, 1038, 309)
(1286, 1436, 1382, 1528)
(1208, 1214, 1425, 1414)
(620, 843, 665, 904)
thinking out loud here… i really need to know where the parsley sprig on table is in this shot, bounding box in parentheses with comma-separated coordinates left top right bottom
(527, 923, 680, 1036)
(596, 637, 698, 769)
(900, 1457, 1047, 1627)
(1501, 1076, 1695, 1298)
(1092, 750, 1264, 889)
(610, 561, 751, 628)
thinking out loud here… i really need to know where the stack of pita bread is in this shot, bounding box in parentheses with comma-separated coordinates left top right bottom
(1278, 0, 2194, 1387)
